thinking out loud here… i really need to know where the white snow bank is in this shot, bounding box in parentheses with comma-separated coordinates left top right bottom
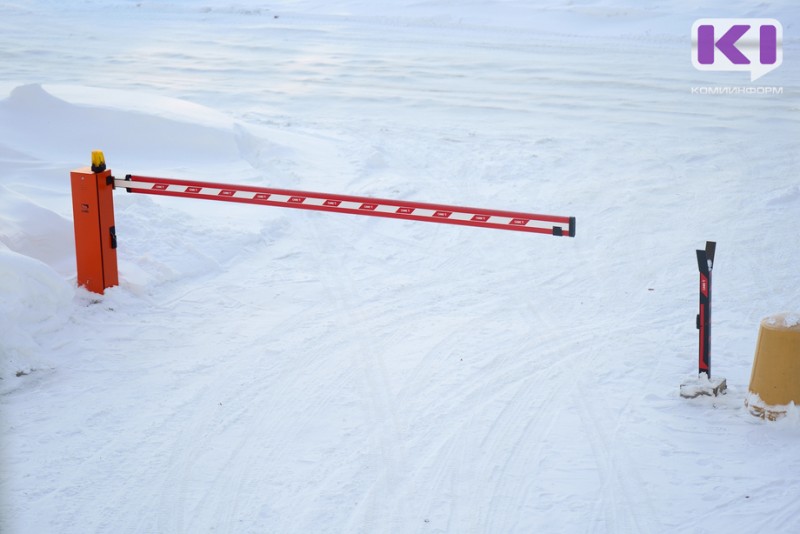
(0, 248, 72, 391)
(43, 84, 237, 130)
(0, 84, 248, 171)
(0, 82, 296, 302)
(0, 185, 75, 276)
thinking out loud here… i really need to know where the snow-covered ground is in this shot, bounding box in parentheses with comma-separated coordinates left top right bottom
(1, 1, 799, 532)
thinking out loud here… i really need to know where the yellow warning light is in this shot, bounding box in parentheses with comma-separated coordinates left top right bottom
(91, 150, 106, 173)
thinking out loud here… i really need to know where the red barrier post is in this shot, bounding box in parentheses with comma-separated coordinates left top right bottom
(70, 151, 118, 294)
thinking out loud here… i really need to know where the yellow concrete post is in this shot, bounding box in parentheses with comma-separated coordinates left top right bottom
(745, 313, 800, 420)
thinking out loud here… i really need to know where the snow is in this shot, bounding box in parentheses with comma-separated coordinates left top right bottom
(2, 0, 800, 532)
(746, 392, 800, 420)
(679, 374, 727, 398)
(0, 249, 73, 381)
(764, 312, 800, 329)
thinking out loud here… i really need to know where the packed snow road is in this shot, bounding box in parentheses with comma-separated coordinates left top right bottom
(2, 1, 799, 533)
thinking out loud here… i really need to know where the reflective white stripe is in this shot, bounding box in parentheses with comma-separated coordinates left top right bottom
(115, 180, 152, 191)
(373, 204, 397, 214)
(338, 201, 362, 210)
(448, 212, 474, 221)
(302, 197, 327, 206)
(413, 208, 436, 218)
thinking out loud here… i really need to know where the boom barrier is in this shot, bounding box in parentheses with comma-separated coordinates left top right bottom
(119, 175, 576, 237)
(71, 152, 575, 294)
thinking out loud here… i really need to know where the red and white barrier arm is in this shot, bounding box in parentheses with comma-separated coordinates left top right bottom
(115, 175, 575, 237)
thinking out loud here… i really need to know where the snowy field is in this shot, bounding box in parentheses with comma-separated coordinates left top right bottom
(1, 1, 799, 532)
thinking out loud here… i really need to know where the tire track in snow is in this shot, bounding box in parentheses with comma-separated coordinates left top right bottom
(6, 298, 235, 534)
(140, 299, 330, 532)
(476, 296, 596, 532)
(396, 348, 567, 531)
(179, 285, 363, 530)
(103, 241, 365, 532)
(381, 273, 603, 531)
(304, 216, 407, 531)
(193, 345, 360, 533)
(574, 355, 660, 534)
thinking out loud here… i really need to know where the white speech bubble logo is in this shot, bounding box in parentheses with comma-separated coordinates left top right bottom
(692, 18, 782, 82)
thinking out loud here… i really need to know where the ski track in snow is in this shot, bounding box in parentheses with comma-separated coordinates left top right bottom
(2, 1, 800, 533)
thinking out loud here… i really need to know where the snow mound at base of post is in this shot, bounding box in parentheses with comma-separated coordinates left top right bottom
(745, 392, 800, 422)
(680, 374, 728, 399)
